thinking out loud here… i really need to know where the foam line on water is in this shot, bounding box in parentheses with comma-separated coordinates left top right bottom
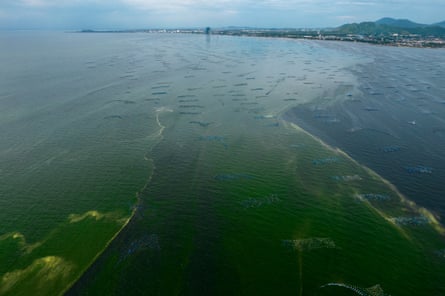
(281, 120, 445, 236)
(62, 107, 169, 295)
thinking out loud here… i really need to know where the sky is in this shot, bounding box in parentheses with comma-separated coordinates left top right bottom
(0, 0, 444, 30)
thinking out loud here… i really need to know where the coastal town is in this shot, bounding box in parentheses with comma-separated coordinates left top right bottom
(132, 18, 445, 48)
(204, 28, 445, 48)
(94, 26, 445, 48)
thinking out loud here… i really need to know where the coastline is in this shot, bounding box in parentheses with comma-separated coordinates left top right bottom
(77, 29, 445, 49)
(206, 30, 445, 49)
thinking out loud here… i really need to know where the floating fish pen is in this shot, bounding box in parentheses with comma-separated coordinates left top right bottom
(178, 99, 199, 103)
(119, 234, 160, 263)
(240, 194, 280, 209)
(380, 145, 401, 153)
(179, 105, 204, 109)
(189, 121, 211, 127)
(312, 157, 339, 165)
(331, 175, 362, 182)
(282, 237, 337, 251)
(404, 165, 433, 174)
(389, 216, 429, 226)
(214, 173, 254, 181)
(320, 283, 389, 296)
(177, 94, 196, 98)
(179, 111, 201, 115)
(357, 193, 391, 201)
(104, 115, 123, 120)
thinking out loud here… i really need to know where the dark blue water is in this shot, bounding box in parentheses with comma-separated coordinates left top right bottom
(284, 43, 445, 221)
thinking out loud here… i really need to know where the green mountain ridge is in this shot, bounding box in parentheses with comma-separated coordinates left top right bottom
(334, 18, 445, 37)
(375, 17, 428, 28)
(435, 21, 445, 28)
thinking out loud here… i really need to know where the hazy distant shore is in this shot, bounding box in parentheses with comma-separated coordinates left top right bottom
(78, 27, 445, 48)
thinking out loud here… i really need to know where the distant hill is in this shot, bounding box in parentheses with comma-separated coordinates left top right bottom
(376, 18, 427, 28)
(435, 21, 445, 28)
(336, 22, 390, 35)
(333, 18, 445, 37)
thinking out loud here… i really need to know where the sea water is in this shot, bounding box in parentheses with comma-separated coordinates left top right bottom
(0, 32, 444, 295)
(284, 42, 445, 219)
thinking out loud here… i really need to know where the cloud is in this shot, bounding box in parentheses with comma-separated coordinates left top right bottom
(1, 0, 444, 29)
(20, 0, 50, 7)
(122, 0, 247, 11)
(336, 1, 377, 5)
(112, 0, 353, 12)
(336, 15, 360, 22)
(14, 0, 122, 9)
(18, 0, 89, 5)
